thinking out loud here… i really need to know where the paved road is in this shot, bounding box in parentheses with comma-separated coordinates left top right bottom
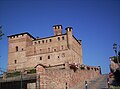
(87, 74, 109, 89)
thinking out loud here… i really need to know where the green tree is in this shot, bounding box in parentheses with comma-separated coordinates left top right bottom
(0, 26, 4, 40)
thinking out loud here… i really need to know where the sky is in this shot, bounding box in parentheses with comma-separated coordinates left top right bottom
(0, 0, 120, 74)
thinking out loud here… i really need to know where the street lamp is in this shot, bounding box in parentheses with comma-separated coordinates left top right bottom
(113, 43, 119, 64)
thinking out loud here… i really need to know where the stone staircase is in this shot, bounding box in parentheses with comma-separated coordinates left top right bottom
(87, 74, 109, 89)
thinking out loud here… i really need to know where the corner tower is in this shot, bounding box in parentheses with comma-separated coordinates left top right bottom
(7, 32, 35, 72)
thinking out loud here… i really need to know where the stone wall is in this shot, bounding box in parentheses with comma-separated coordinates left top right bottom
(36, 65, 100, 89)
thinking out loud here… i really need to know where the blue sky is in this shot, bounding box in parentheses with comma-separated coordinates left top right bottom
(0, 0, 120, 74)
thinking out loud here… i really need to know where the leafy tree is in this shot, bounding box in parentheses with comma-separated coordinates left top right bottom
(112, 56, 120, 63)
(118, 51, 120, 56)
(0, 26, 4, 40)
(112, 49, 120, 86)
(113, 69, 120, 86)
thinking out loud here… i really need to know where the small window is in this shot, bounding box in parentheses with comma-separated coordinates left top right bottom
(42, 40, 44, 43)
(49, 39, 52, 42)
(46, 40, 47, 43)
(38, 41, 40, 44)
(34, 42, 37, 45)
(40, 49, 42, 51)
(58, 56, 59, 58)
(54, 49, 56, 51)
(48, 55, 50, 59)
(48, 48, 50, 52)
(61, 45, 63, 50)
(62, 36, 64, 40)
(14, 60, 17, 64)
(16, 46, 18, 52)
(40, 57, 42, 60)
(58, 37, 60, 41)
(22, 48, 23, 51)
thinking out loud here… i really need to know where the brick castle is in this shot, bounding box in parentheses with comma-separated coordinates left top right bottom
(7, 25, 82, 71)
(0, 25, 101, 89)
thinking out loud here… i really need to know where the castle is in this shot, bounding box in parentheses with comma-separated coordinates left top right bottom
(0, 25, 101, 89)
(7, 25, 82, 71)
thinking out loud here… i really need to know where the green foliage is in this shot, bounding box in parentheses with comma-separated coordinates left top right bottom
(112, 56, 120, 63)
(112, 68, 120, 86)
(27, 69, 36, 74)
(0, 26, 4, 40)
(6, 71, 20, 77)
(110, 86, 120, 89)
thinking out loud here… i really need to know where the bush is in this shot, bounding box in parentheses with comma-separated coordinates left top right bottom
(27, 69, 36, 74)
(114, 69, 120, 83)
(6, 71, 20, 77)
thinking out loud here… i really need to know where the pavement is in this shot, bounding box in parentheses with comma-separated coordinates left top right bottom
(86, 74, 109, 89)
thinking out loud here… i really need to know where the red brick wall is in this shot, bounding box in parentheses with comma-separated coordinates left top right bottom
(36, 66, 100, 89)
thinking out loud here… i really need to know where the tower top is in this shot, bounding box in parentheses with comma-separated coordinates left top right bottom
(53, 25, 62, 36)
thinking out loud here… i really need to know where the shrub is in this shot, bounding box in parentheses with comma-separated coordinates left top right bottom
(6, 71, 20, 77)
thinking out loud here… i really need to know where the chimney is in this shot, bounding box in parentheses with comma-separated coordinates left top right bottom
(53, 25, 62, 36)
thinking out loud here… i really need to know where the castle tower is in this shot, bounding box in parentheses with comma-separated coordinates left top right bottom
(66, 27, 73, 49)
(53, 25, 62, 36)
(7, 32, 35, 71)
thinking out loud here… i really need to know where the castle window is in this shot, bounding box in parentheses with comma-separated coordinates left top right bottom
(46, 40, 48, 43)
(40, 57, 42, 60)
(34, 42, 37, 45)
(22, 48, 23, 51)
(14, 60, 17, 64)
(40, 49, 42, 51)
(62, 36, 64, 40)
(48, 55, 50, 59)
(16, 46, 18, 52)
(38, 41, 40, 44)
(48, 48, 50, 52)
(42, 40, 44, 43)
(49, 39, 52, 42)
(61, 45, 63, 50)
(58, 56, 59, 58)
(58, 37, 60, 41)
(54, 49, 56, 52)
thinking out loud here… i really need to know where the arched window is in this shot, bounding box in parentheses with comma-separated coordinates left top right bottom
(62, 36, 64, 40)
(58, 37, 60, 41)
(14, 60, 17, 64)
(16, 46, 18, 52)
(42, 40, 44, 43)
(49, 39, 52, 42)
(48, 55, 50, 59)
(40, 56, 42, 60)
(48, 48, 50, 52)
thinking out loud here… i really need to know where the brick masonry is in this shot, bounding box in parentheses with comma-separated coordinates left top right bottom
(36, 64, 100, 89)
(7, 25, 82, 72)
(6, 25, 101, 89)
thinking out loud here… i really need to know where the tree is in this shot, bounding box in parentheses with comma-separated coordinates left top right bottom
(118, 51, 120, 56)
(0, 26, 4, 40)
